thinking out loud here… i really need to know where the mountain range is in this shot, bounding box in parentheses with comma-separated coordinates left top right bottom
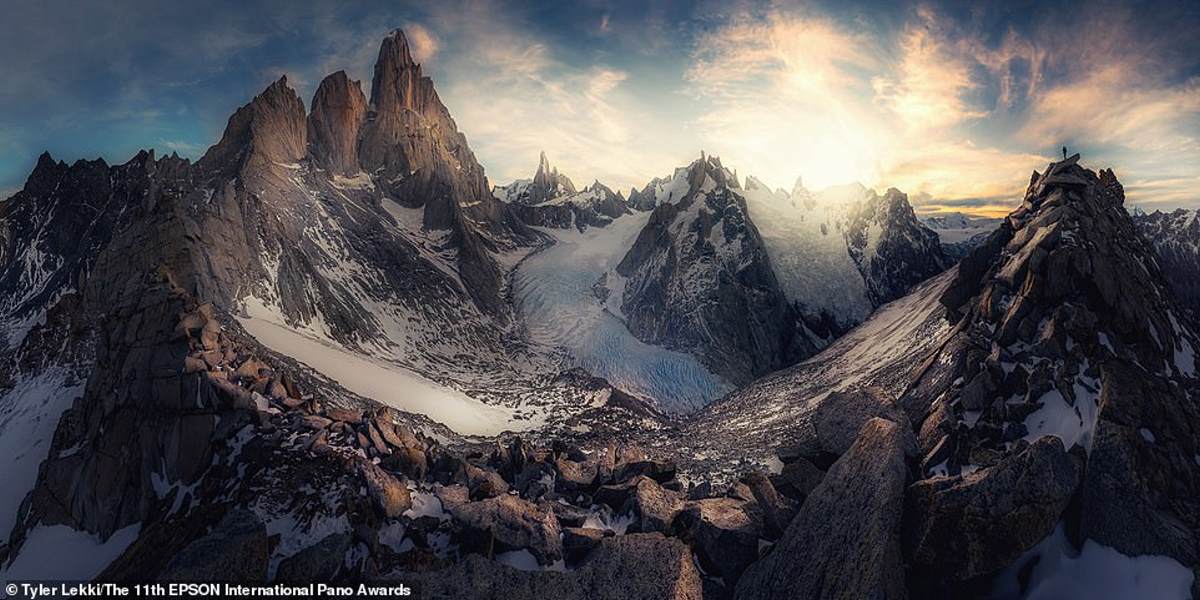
(0, 28, 1197, 600)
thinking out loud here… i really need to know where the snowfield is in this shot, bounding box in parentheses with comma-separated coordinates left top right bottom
(1, 523, 140, 584)
(239, 299, 531, 436)
(0, 368, 84, 546)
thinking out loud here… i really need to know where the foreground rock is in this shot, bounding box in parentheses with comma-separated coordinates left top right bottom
(904, 437, 1081, 591)
(450, 494, 563, 565)
(735, 418, 909, 600)
(411, 533, 701, 600)
(157, 510, 268, 583)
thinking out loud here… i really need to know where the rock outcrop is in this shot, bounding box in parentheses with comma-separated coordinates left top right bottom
(307, 71, 367, 176)
(904, 437, 1082, 590)
(734, 418, 909, 600)
(901, 154, 1200, 592)
(612, 155, 815, 384)
(1134, 208, 1200, 318)
(411, 533, 702, 600)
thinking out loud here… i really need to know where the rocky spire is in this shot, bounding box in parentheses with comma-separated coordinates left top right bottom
(199, 76, 307, 175)
(307, 71, 367, 176)
(369, 29, 439, 119)
(528, 151, 576, 202)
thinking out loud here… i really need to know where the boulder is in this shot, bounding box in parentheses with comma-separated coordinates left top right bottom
(374, 414, 422, 450)
(325, 407, 363, 425)
(904, 436, 1081, 588)
(735, 418, 909, 600)
(361, 461, 412, 518)
(811, 389, 917, 459)
(514, 461, 556, 499)
(555, 457, 597, 492)
(625, 477, 684, 534)
(613, 459, 676, 484)
(450, 494, 563, 565)
(677, 497, 762, 587)
(771, 458, 825, 501)
(562, 527, 607, 563)
(740, 473, 796, 539)
(157, 509, 268, 583)
(381, 446, 428, 481)
(462, 463, 510, 499)
(594, 476, 645, 510)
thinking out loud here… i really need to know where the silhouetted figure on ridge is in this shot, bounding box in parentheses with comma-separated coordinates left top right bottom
(1062, 146, 1068, 160)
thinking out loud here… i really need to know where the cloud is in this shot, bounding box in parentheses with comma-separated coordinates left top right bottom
(158, 139, 206, 157)
(685, 3, 1200, 215)
(871, 7, 988, 131)
(684, 6, 1042, 214)
(404, 22, 440, 63)
(423, 0, 692, 192)
(685, 11, 888, 191)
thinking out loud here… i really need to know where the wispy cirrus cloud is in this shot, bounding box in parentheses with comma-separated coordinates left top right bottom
(685, 1, 1199, 215)
(1, 0, 1196, 215)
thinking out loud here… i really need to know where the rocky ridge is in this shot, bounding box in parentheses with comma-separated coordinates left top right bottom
(1134, 208, 1200, 319)
(902, 154, 1200, 595)
(494, 154, 630, 232)
(607, 155, 815, 385)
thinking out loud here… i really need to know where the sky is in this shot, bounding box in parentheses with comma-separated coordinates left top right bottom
(0, 0, 1198, 217)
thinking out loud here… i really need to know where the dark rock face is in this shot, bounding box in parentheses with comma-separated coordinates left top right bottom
(675, 496, 763, 586)
(613, 156, 815, 384)
(307, 71, 367, 176)
(0, 151, 190, 348)
(199, 76, 307, 177)
(449, 494, 563, 565)
(845, 189, 950, 307)
(275, 532, 352, 583)
(1081, 361, 1200, 569)
(735, 418, 909, 600)
(904, 437, 1082, 588)
(359, 31, 530, 242)
(411, 533, 702, 600)
(1134, 208, 1200, 318)
(157, 509, 269, 583)
(900, 154, 1200, 589)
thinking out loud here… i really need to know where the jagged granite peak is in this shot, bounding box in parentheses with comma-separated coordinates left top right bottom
(611, 154, 814, 385)
(199, 75, 307, 176)
(530, 150, 577, 202)
(503, 177, 630, 232)
(844, 187, 949, 307)
(1134, 208, 1200, 318)
(901, 154, 1200, 594)
(307, 70, 366, 176)
(358, 29, 533, 251)
(495, 151, 579, 207)
(0, 150, 196, 348)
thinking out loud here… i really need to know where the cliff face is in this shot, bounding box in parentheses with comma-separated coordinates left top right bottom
(307, 71, 367, 176)
(0, 29, 554, 559)
(612, 156, 813, 384)
(903, 155, 1200, 594)
(1134, 208, 1200, 319)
